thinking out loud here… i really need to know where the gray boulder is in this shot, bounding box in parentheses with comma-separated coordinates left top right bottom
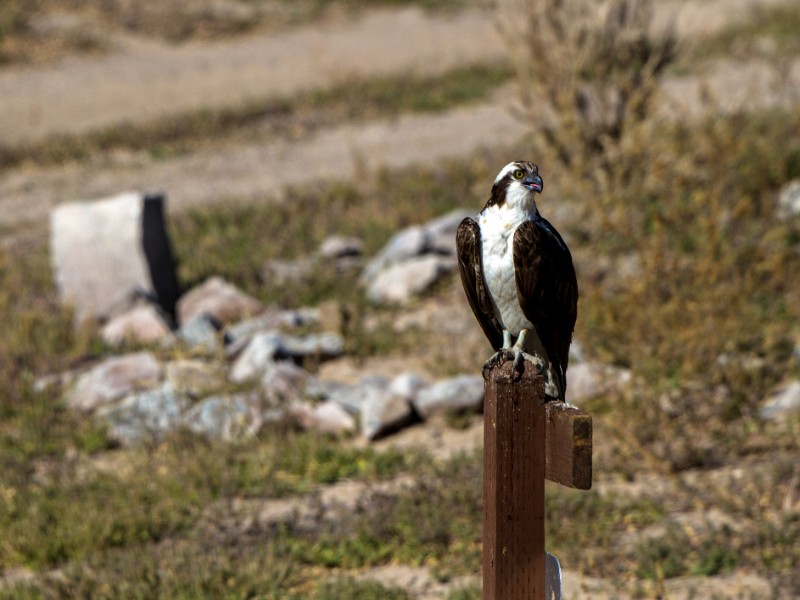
(361, 225, 428, 283)
(165, 359, 222, 399)
(66, 351, 162, 412)
(184, 393, 264, 440)
(367, 255, 454, 304)
(360, 387, 415, 440)
(413, 375, 484, 418)
(97, 383, 189, 445)
(50, 192, 179, 324)
(776, 179, 800, 218)
(175, 313, 221, 352)
(318, 235, 364, 259)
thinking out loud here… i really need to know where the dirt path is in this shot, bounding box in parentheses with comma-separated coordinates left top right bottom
(0, 7, 504, 146)
(1, 0, 797, 234)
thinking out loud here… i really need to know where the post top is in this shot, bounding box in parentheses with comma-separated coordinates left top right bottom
(482, 360, 546, 383)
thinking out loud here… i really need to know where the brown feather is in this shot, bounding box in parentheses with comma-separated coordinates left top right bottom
(513, 219, 578, 396)
(456, 217, 504, 351)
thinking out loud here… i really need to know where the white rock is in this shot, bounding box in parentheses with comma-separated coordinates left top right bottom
(360, 388, 414, 440)
(367, 255, 454, 304)
(67, 352, 162, 411)
(361, 225, 428, 282)
(388, 372, 428, 401)
(413, 375, 484, 418)
(260, 361, 316, 404)
(176, 313, 221, 352)
(50, 192, 179, 323)
(761, 380, 800, 420)
(776, 179, 800, 218)
(424, 208, 473, 255)
(318, 235, 364, 259)
(101, 303, 171, 346)
(229, 332, 284, 383)
(177, 276, 263, 326)
(289, 400, 355, 435)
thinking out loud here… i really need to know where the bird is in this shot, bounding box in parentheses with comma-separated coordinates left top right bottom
(456, 161, 578, 401)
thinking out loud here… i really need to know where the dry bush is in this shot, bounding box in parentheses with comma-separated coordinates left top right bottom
(497, 0, 676, 181)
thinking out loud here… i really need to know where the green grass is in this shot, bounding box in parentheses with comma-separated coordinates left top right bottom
(1, 99, 800, 595)
(0, 63, 511, 173)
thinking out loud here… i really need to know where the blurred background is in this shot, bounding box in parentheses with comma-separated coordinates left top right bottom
(0, 0, 798, 598)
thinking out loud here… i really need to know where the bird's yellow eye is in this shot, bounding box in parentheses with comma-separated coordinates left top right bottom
(513, 169, 525, 180)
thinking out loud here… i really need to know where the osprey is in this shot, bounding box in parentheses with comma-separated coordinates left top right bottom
(456, 161, 578, 400)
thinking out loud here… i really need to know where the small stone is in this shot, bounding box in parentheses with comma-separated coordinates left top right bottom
(176, 313, 221, 352)
(367, 255, 454, 304)
(230, 332, 284, 383)
(260, 361, 316, 405)
(760, 380, 800, 420)
(177, 276, 263, 326)
(424, 208, 473, 255)
(360, 388, 414, 440)
(318, 235, 364, 259)
(361, 225, 428, 282)
(307, 380, 364, 415)
(289, 400, 355, 435)
(184, 393, 263, 440)
(776, 179, 800, 218)
(413, 375, 483, 419)
(165, 359, 222, 399)
(67, 352, 162, 412)
(101, 303, 172, 346)
(261, 257, 316, 287)
(388, 372, 428, 402)
(97, 383, 189, 445)
(223, 307, 320, 357)
(279, 332, 345, 361)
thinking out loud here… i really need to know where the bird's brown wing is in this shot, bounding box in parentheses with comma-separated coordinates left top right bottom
(456, 217, 503, 351)
(513, 219, 578, 395)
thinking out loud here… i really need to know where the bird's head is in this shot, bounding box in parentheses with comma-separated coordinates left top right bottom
(488, 161, 543, 211)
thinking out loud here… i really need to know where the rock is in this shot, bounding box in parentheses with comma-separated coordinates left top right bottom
(289, 400, 356, 435)
(184, 393, 264, 440)
(566, 362, 632, 404)
(776, 179, 800, 218)
(279, 332, 345, 361)
(388, 372, 428, 401)
(413, 375, 483, 418)
(318, 235, 364, 259)
(177, 276, 263, 326)
(260, 361, 316, 405)
(261, 258, 315, 286)
(367, 255, 454, 304)
(176, 313, 221, 352)
(224, 307, 320, 357)
(360, 387, 415, 440)
(97, 383, 189, 445)
(229, 332, 284, 383)
(307, 380, 364, 415)
(165, 359, 222, 399)
(761, 380, 800, 420)
(230, 331, 346, 383)
(424, 208, 473, 255)
(101, 303, 172, 346)
(66, 352, 162, 412)
(361, 225, 428, 282)
(50, 192, 179, 324)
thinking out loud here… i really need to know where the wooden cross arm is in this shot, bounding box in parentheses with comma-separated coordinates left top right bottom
(545, 402, 592, 490)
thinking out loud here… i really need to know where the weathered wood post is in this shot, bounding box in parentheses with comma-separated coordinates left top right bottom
(483, 361, 592, 600)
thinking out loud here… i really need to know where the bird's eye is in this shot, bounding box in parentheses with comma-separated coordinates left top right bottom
(513, 170, 525, 180)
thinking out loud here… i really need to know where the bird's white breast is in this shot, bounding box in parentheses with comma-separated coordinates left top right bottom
(478, 204, 534, 335)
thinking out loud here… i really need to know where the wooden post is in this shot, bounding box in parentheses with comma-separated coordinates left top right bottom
(483, 361, 592, 600)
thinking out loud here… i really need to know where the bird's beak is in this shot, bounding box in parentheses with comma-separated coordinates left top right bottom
(523, 174, 543, 193)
